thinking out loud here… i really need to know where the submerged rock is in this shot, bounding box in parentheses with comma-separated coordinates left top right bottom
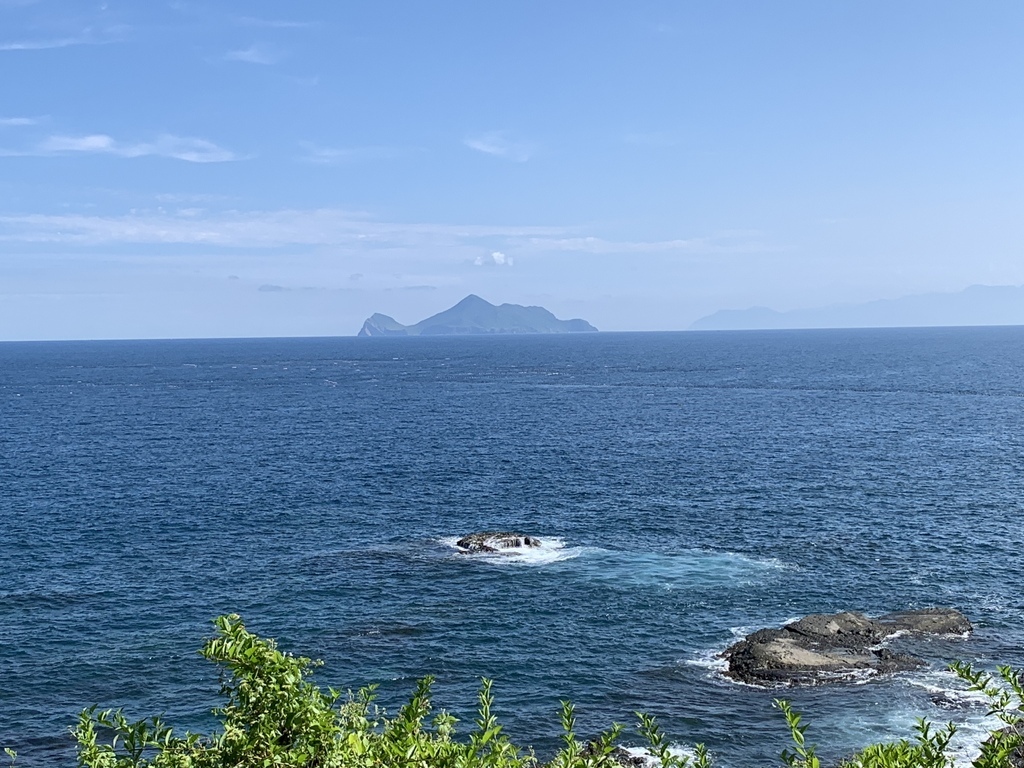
(929, 690, 987, 712)
(722, 608, 971, 687)
(455, 532, 542, 554)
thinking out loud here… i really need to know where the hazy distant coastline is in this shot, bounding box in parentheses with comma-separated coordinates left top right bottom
(691, 284, 1024, 331)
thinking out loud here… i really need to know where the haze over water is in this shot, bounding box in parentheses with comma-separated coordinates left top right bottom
(3, 328, 1024, 766)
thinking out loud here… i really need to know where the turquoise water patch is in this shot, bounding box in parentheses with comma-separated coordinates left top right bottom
(578, 548, 792, 590)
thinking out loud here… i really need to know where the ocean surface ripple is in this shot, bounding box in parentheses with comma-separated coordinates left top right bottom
(2, 328, 1024, 766)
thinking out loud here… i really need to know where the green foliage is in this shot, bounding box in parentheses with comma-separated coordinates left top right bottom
(70, 615, 649, 768)
(635, 712, 707, 768)
(67, 615, 1024, 768)
(820, 661, 1024, 768)
(835, 719, 957, 768)
(948, 662, 1024, 768)
(775, 699, 820, 768)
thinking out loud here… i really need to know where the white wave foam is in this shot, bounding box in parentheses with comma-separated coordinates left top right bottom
(440, 536, 583, 566)
(726, 617, 803, 640)
(719, 550, 796, 572)
(880, 629, 911, 643)
(838, 668, 1006, 767)
(684, 647, 729, 673)
(619, 744, 703, 767)
(582, 549, 794, 592)
(685, 639, 764, 689)
(903, 669, 992, 708)
(905, 666, 999, 765)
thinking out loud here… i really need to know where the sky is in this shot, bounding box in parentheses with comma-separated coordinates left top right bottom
(1, 1, 1023, 340)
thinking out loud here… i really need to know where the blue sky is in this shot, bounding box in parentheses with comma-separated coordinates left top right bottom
(2, 1, 1023, 339)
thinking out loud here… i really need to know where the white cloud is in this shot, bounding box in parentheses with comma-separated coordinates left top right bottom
(0, 207, 757, 260)
(224, 44, 283, 65)
(0, 26, 127, 51)
(0, 36, 90, 50)
(0, 116, 41, 127)
(474, 250, 514, 266)
(528, 236, 706, 253)
(236, 16, 316, 29)
(154, 192, 236, 204)
(42, 134, 114, 152)
(36, 133, 238, 162)
(0, 208, 562, 249)
(525, 235, 774, 255)
(463, 131, 534, 162)
(299, 142, 410, 165)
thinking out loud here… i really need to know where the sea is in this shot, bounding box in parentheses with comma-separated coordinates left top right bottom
(2, 327, 1024, 767)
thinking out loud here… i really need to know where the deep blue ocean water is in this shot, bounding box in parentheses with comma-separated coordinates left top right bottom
(3, 328, 1024, 767)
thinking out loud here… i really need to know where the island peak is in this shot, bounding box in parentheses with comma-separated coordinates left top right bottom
(357, 296, 597, 337)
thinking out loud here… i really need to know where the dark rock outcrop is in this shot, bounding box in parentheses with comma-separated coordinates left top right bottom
(878, 609, 973, 635)
(455, 532, 542, 554)
(722, 608, 971, 687)
(578, 744, 647, 768)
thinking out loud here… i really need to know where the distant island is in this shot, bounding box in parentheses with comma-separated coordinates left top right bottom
(691, 284, 1024, 331)
(357, 294, 598, 336)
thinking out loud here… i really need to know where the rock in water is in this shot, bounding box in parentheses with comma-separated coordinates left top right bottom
(455, 532, 542, 554)
(579, 744, 648, 768)
(722, 608, 971, 687)
(876, 608, 973, 635)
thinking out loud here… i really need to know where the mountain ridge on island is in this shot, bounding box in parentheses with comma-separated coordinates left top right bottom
(358, 294, 597, 337)
(691, 284, 1024, 331)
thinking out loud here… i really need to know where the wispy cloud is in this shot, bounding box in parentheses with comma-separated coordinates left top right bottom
(0, 208, 563, 249)
(154, 192, 236, 205)
(0, 35, 96, 51)
(0, 25, 127, 51)
(0, 116, 42, 127)
(528, 236, 711, 254)
(236, 16, 316, 29)
(35, 133, 238, 162)
(527, 234, 778, 255)
(463, 131, 534, 162)
(0, 207, 770, 266)
(224, 43, 283, 65)
(299, 142, 412, 165)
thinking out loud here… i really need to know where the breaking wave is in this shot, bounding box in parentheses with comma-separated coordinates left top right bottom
(439, 535, 584, 566)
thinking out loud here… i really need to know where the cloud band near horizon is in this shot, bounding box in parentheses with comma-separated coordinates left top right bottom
(0, 207, 768, 257)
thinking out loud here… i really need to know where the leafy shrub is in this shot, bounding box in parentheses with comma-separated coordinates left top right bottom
(35, 615, 1024, 768)
(67, 615, 690, 768)
(777, 663, 1024, 768)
